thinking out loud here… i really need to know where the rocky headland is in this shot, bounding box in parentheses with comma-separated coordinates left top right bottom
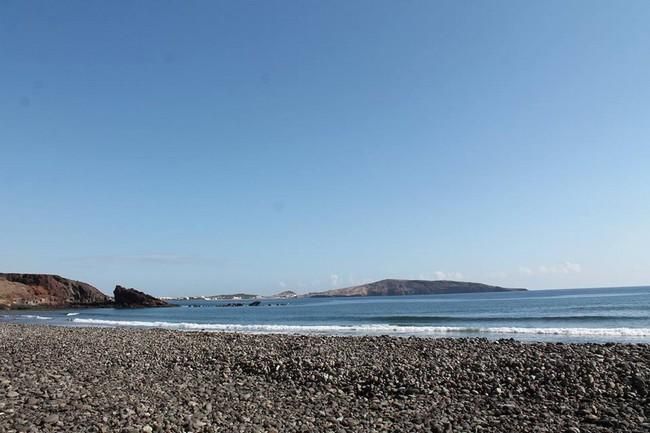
(0, 274, 169, 310)
(308, 279, 526, 297)
(0, 274, 111, 309)
(113, 285, 171, 308)
(0, 324, 648, 433)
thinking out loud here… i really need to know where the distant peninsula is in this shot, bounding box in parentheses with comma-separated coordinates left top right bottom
(307, 279, 526, 297)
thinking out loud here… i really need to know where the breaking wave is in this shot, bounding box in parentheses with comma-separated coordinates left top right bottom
(71, 318, 650, 338)
(364, 314, 646, 324)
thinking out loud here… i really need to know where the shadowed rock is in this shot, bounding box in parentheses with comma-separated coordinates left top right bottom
(113, 285, 172, 308)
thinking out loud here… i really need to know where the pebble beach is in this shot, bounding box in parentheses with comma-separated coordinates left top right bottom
(1, 323, 648, 433)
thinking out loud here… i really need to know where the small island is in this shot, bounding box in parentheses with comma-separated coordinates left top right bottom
(307, 279, 526, 297)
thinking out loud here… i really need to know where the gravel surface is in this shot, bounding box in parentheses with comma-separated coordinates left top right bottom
(0, 323, 649, 433)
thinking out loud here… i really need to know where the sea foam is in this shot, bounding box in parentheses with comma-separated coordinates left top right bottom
(71, 318, 650, 337)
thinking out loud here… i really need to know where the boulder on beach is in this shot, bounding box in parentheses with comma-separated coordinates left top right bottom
(113, 285, 172, 308)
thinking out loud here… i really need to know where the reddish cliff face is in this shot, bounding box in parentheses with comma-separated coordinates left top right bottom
(0, 273, 111, 309)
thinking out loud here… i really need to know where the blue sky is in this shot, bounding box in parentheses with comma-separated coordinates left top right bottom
(2, 1, 649, 296)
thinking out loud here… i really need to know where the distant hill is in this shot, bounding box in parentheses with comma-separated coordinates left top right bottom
(173, 293, 259, 301)
(274, 290, 298, 298)
(212, 293, 258, 300)
(307, 279, 525, 297)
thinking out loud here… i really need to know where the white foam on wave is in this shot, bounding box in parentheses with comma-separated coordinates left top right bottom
(71, 318, 650, 338)
(66, 312, 80, 316)
(20, 315, 53, 320)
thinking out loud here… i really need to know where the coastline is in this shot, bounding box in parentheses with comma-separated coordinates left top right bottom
(1, 323, 648, 432)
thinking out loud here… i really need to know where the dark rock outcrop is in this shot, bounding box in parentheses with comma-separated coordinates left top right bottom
(113, 285, 172, 308)
(308, 279, 526, 297)
(274, 290, 298, 298)
(0, 273, 111, 309)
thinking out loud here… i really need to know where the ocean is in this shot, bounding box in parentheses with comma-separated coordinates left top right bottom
(3, 286, 650, 343)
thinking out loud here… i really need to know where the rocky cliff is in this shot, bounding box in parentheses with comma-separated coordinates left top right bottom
(0, 273, 111, 309)
(308, 279, 526, 297)
(113, 285, 171, 308)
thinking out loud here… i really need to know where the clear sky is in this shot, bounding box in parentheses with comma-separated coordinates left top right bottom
(2, 1, 650, 296)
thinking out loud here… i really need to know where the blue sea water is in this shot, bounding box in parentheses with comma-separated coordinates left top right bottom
(3, 286, 650, 343)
